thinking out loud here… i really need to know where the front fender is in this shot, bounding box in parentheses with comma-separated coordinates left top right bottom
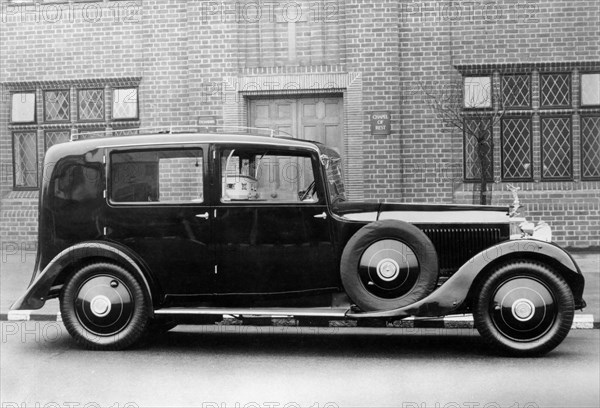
(10, 241, 156, 315)
(347, 239, 584, 319)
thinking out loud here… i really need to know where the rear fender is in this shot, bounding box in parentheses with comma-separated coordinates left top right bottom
(10, 241, 157, 315)
(347, 239, 584, 319)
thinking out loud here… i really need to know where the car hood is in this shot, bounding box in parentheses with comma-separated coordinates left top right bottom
(332, 201, 510, 224)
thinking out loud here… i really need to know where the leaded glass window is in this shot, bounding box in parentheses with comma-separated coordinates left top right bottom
(13, 131, 38, 188)
(464, 117, 493, 181)
(501, 117, 533, 180)
(581, 115, 600, 180)
(112, 88, 138, 120)
(502, 75, 531, 109)
(44, 90, 70, 122)
(78, 89, 105, 121)
(540, 73, 571, 108)
(541, 116, 572, 180)
(45, 130, 71, 151)
(11, 92, 36, 123)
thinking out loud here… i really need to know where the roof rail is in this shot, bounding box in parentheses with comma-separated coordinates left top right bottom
(70, 125, 293, 141)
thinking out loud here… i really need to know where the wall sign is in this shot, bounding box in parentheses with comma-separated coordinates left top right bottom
(370, 111, 391, 135)
(198, 116, 217, 127)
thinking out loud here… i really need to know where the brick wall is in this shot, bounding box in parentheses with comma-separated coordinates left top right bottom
(0, 191, 38, 243)
(345, 0, 402, 201)
(399, 0, 458, 203)
(140, 0, 192, 126)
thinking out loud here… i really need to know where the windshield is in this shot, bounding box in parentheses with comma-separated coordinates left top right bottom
(322, 149, 347, 204)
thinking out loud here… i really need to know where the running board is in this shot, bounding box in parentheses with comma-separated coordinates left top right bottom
(154, 307, 349, 318)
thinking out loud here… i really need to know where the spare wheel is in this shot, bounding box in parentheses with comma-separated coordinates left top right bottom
(341, 219, 439, 312)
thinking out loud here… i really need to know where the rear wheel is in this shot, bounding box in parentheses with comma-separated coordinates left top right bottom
(60, 262, 150, 350)
(473, 260, 574, 356)
(341, 220, 439, 311)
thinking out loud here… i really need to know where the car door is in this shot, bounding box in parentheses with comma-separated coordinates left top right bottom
(105, 145, 215, 295)
(213, 144, 338, 295)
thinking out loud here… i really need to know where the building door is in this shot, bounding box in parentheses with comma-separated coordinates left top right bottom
(249, 96, 344, 155)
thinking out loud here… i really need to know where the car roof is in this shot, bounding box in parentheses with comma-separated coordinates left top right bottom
(46, 132, 324, 159)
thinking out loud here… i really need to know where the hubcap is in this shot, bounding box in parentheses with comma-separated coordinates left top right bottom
(490, 276, 556, 342)
(358, 239, 420, 299)
(90, 295, 112, 317)
(75, 275, 134, 336)
(376, 259, 400, 281)
(511, 298, 535, 322)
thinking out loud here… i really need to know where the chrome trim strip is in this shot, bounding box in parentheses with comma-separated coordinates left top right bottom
(155, 307, 349, 317)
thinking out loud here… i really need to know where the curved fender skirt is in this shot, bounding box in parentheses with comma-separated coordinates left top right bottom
(346, 239, 583, 319)
(10, 241, 154, 314)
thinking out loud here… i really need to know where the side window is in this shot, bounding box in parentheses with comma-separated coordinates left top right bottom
(221, 148, 317, 203)
(52, 163, 102, 203)
(110, 149, 203, 203)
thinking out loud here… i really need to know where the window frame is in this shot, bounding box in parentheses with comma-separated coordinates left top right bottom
(12, 130, 39, 191)
(580, 71, 600, 108)
(462, 116, 494, 183)
(10, 91, 37, 124)
(77, 88, 106, 122)
(501, 116, 534, 182)
(463, 75, 494, 111)
(44, 129, 72, 152)
(112, 87, 140, 121)
(43, 89, 71, 123)
(106, 145, 208, 207)
(216, 144, 325, 205)
(540, 115, 574, 181)
(540, 72, 572, 109)
(580, 114, 600, 181)
(501, 74, 532, 110)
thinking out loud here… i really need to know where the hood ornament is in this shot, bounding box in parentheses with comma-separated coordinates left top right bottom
(507, 184, 522, 217)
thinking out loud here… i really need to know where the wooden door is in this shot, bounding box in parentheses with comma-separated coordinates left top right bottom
(249, 97, 343, 155)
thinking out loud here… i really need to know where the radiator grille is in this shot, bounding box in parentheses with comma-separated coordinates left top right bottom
(422, 228, 503, 276)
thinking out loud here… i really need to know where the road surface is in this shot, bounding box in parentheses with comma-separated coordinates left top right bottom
(1, 322, 599, 408)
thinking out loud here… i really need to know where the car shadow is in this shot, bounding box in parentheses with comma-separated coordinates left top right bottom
(140, 325, 492, 358)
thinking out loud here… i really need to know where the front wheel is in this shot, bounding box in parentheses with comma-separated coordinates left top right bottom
(60, 262, 150, 350)
(473, 260, 574, 356)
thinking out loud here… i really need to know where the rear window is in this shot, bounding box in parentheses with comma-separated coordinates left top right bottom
(110, 148, 204, 203)
(52, 162, 101, 203)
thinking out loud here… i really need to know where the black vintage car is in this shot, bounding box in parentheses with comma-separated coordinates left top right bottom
(12, 130, 585, 355)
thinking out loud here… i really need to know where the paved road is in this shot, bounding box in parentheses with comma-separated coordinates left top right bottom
(1, 323, 598, 408)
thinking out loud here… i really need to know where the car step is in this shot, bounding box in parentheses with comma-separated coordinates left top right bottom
(154, 307, 350, 318)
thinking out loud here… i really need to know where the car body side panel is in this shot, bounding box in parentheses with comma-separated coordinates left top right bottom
(10, 241, 156, 314)
(346, 239, 584, 319)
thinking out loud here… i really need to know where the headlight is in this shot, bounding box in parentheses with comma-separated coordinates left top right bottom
(532, 221, 552, 242)
(510, 217, 527, 239)
(510, 218, 552, 242)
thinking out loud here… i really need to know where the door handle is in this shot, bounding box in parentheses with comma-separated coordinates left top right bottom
(314, 212, 327, 219)
(195, 212, 209, 220)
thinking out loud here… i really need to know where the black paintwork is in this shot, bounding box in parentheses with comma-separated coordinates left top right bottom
(12, 132, 584, 314)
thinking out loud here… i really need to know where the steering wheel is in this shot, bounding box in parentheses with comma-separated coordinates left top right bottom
(299, 181, 316, 201)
